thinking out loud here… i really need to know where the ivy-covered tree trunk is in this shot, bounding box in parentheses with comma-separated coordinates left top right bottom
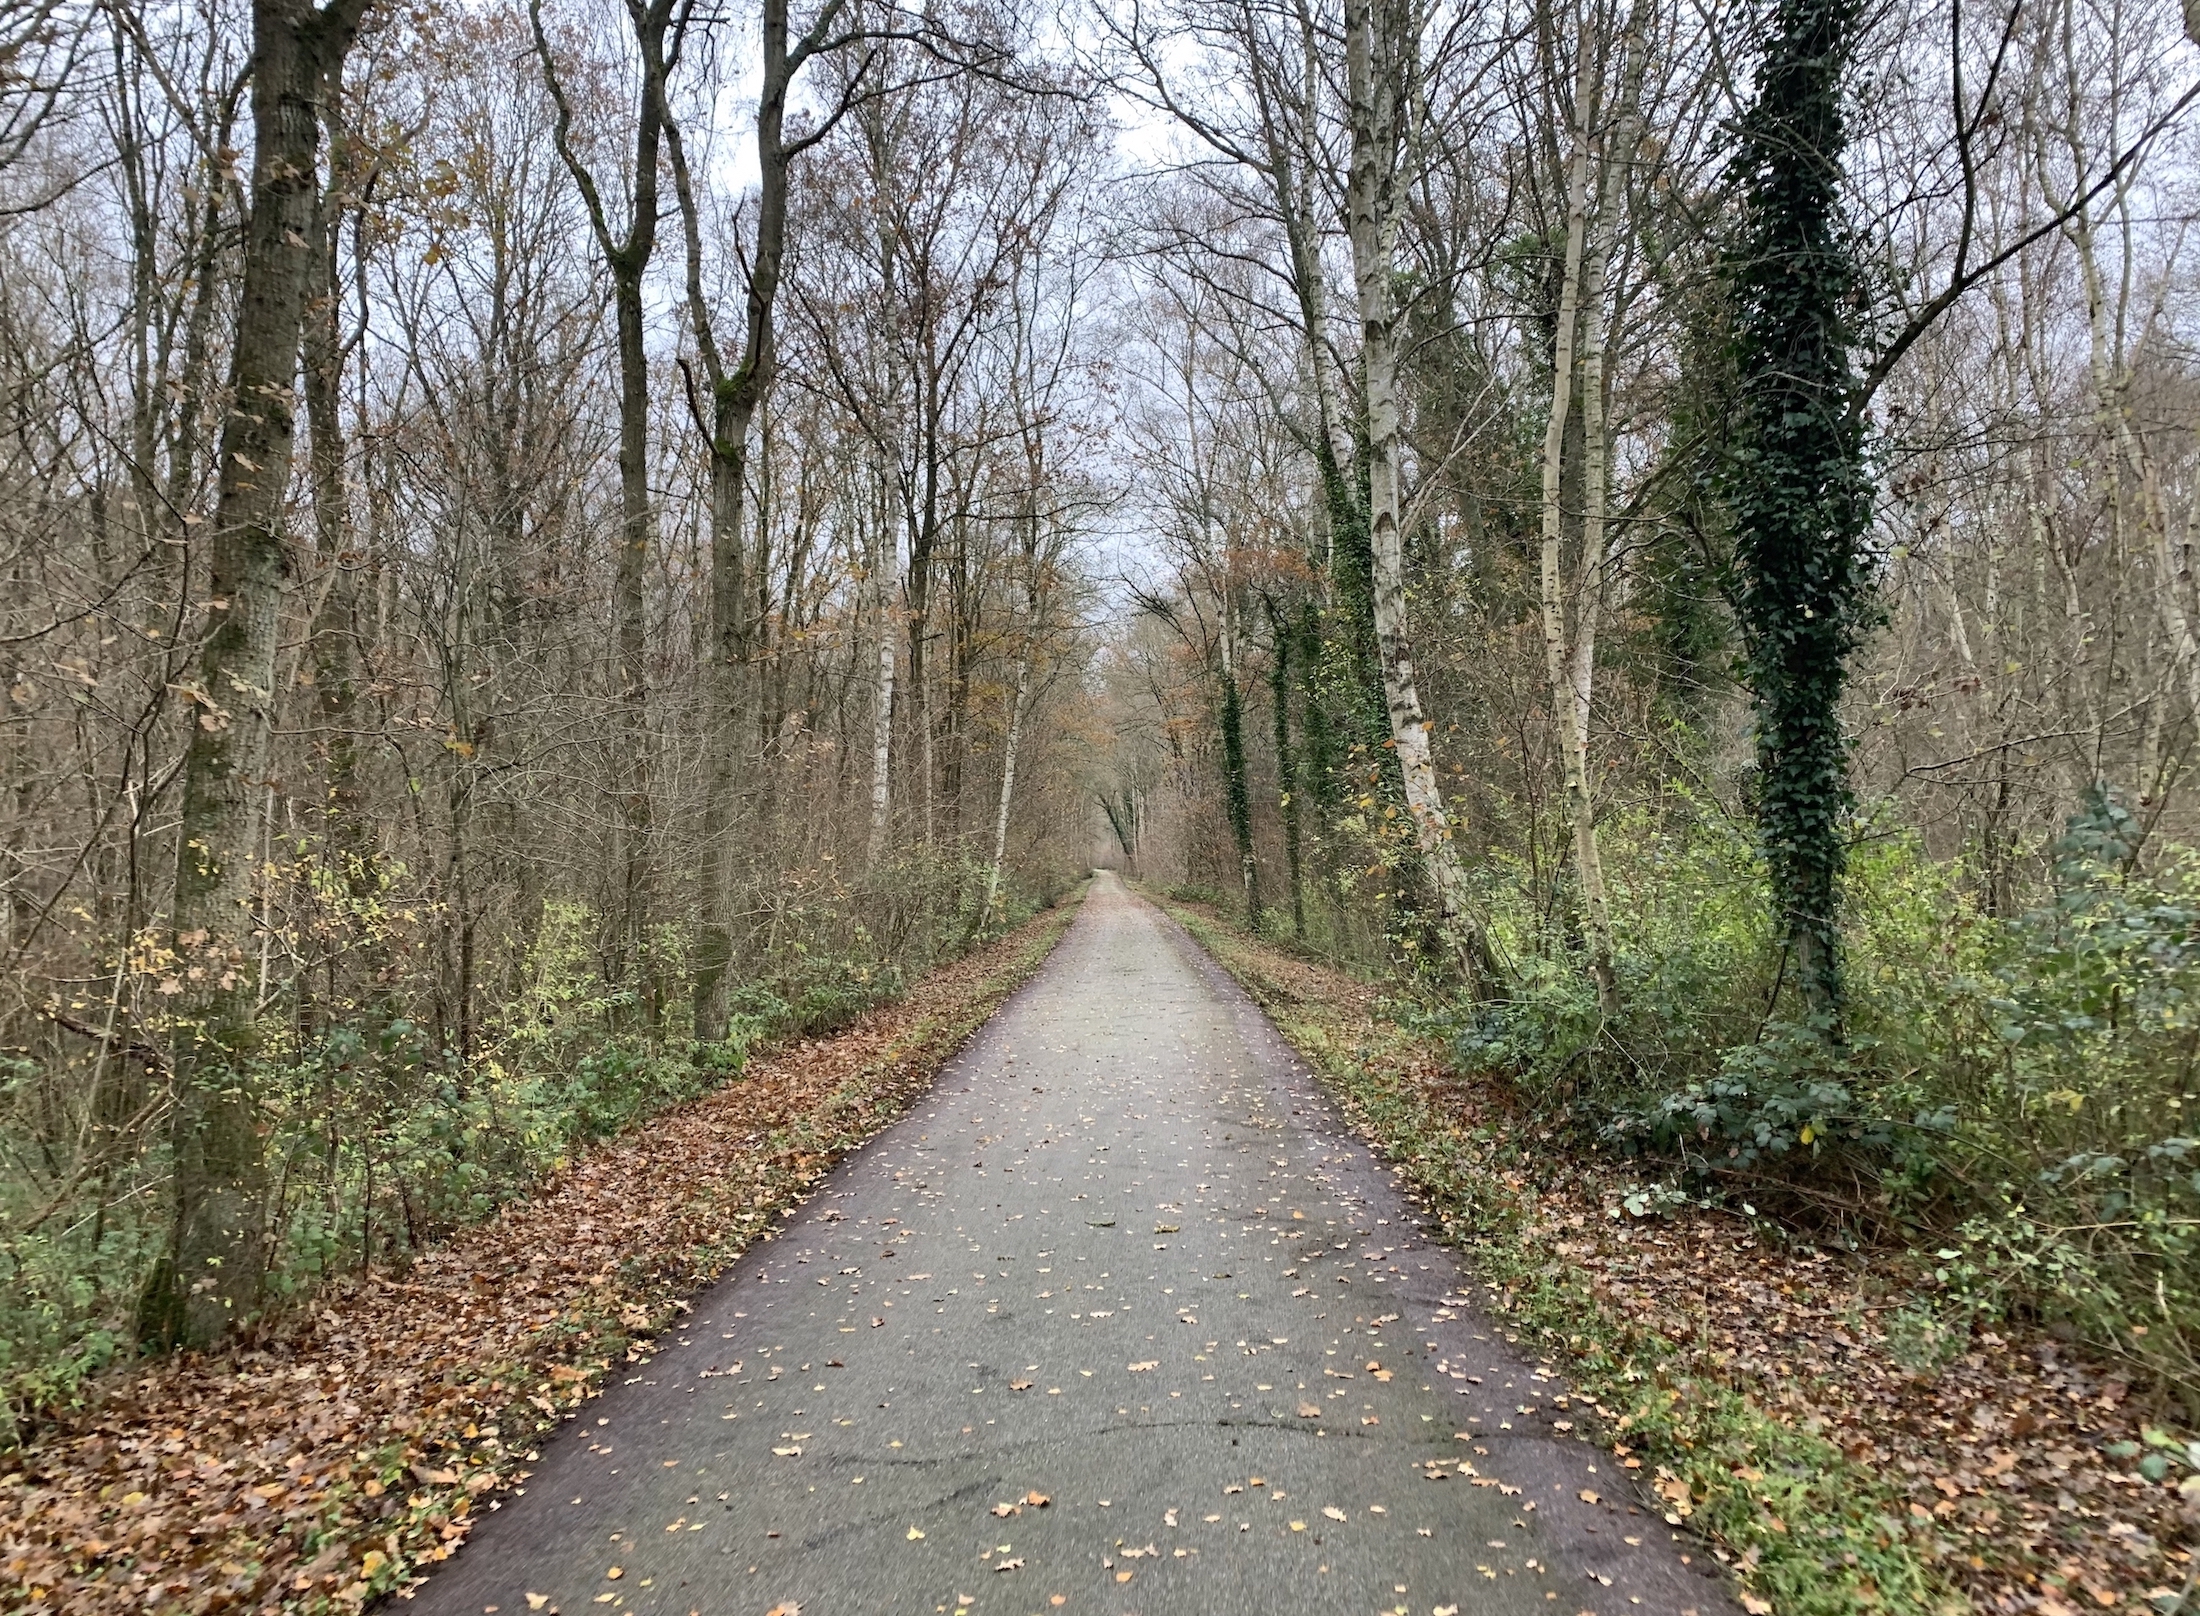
(1265, 596, 1306, 940)
(1296, 598, 1344, 936)
(1725, 0, 1872, 1025)
(1219, 639, 1260, 926)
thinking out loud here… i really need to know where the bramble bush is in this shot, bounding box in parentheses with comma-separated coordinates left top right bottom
(1450, 785, 2200, 1400)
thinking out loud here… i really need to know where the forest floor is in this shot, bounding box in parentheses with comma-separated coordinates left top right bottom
(0, 895, 1080, 1616)
(1151, 891, 2196, 1616)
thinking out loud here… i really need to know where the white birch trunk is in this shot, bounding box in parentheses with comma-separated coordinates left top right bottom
(1537, 41, 1610, 1011)
(1344, 0, 1482, 966)
(867, 497, 898, 866)
(984, 651, 1030, 925)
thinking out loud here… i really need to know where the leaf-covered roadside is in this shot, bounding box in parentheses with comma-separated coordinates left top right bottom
(1, 897, 1079, 1616)
(1157, 892, 2196, 1616)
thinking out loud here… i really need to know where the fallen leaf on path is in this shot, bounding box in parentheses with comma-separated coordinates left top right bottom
(1321, 1506, 1346, 1522)
(0, 916, 1075, 1616)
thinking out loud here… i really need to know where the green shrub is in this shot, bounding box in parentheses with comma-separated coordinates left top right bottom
(0, 852, 1048, 1441)
(1457, 784, 2200, 1397)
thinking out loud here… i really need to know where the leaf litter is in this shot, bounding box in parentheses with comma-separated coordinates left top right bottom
(0, 906, 1073, 1615)
(1163, 894, 2198, 1616)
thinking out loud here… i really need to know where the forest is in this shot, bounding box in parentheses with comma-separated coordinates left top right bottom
(4, 0, 2200, 1603)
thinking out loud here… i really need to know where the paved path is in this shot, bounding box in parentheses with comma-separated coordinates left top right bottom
(410, 874, 1734, 1616)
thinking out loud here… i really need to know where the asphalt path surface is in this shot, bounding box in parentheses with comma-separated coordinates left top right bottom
(409, 872, 1736, 1616)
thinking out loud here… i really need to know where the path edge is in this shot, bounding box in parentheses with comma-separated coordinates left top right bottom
(1135, 884, 1968, 1616)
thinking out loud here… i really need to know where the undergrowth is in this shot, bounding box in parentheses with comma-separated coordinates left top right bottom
(0, 855, 1056, 1445)
(1162, 895, 1965, 1616)
(1437, 786, 2200, 1407)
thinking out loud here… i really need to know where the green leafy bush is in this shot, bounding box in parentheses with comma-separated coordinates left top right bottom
(1460, 785, 2200, 1398)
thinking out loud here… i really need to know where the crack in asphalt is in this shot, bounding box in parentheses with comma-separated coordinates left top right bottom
(405, 872, 1737, 1616)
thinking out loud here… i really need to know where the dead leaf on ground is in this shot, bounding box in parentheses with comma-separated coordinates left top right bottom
(0, 913, 1072, 1616)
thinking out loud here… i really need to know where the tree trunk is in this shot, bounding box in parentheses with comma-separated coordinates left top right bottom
(1726, 0, 1871, 1026)
(868, 477, 899, 866)
(1537, 37, 1618, 1016)
(530, 0, 676, 1008)
(609, 256, 654, 994)
(302, 102, 368, 911)
(1570, 201, 1619, 1011)
(140, 0, 371, 1352)
(983, 650, 1029, 926)
(1342, 0, 1485, 976)
(1219, 627, 1259, 927)
(671, 0, 816, 1041)
(1265, 596, 1306, 941)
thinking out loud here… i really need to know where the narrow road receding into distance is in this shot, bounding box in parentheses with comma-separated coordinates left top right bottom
(409, 872, 1736, 1616)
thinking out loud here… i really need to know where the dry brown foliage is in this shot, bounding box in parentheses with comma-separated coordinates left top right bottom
(1, 902, 1075, 1615)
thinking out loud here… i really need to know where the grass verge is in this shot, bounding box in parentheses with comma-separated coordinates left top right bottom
(1154, 892, 1967, 1616)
